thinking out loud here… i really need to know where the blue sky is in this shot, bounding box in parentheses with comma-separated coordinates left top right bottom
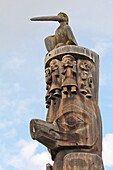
(0, 0, 113, 169)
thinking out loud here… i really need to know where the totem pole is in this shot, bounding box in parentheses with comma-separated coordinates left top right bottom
(30, 12, 104, 170)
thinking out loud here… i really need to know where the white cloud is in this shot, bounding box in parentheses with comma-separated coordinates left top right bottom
(100, 74, 107, 86)
(0, 79, 44, 136)
(13, 96, 39, 122)
(0, 81, 39, 124)
(0, 165, 4, 170)
(4, 128, 16, 138)
(4, 57, 25, 71)
(92, 40, 113, 57)
(103, 133, 113, 166)
(0, 120, 13, 129)
(13, 83, 25, 91)
(18, 139, 39, 160)
(0, 83, 25, 104)
(6, 139, 53, 170)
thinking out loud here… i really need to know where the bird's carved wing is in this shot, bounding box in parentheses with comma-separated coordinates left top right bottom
(66, 25, 78, 45)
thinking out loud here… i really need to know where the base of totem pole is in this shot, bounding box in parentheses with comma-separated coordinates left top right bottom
(46, 152, 104, 170)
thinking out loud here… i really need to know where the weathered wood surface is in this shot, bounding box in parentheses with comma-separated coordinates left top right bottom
(63, 153, 104, 170)
(46, 152, 104, 170)
(30, 12, 104, 170)
(30, 45, 103, 169)
(45, 45, 98, 67)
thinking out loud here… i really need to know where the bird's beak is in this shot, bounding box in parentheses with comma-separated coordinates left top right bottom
(30, 16, 64, 22)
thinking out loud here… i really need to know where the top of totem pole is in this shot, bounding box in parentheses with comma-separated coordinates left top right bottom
(30, 12, 78, 52)
(30, 12, 99, 66)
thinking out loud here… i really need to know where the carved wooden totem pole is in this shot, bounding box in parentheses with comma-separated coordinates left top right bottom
(30, 12, 104, 170)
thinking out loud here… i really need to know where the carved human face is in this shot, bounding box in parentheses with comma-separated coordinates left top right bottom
(45, 67, 50, 76)
(62, 55, 75, 68)
(50, 59, 59, 72)
(79, 60, 92, 71)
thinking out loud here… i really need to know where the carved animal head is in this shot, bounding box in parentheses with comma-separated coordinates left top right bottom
(30, 12, 68, 24)
(57, 12, 68, 24)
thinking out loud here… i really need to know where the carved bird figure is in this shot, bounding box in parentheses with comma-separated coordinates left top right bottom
(30, 12, 78, 52)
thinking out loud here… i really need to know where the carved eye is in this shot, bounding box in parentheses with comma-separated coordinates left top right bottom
(66, 117, 76, 127)
(66, 116, 86, 129)
(56, 112, 88, 132)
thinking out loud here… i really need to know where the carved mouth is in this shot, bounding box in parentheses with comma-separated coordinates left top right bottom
(40, 130, 76, 143)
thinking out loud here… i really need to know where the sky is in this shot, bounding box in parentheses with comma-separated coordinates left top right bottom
(0, 0, 113, 169)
